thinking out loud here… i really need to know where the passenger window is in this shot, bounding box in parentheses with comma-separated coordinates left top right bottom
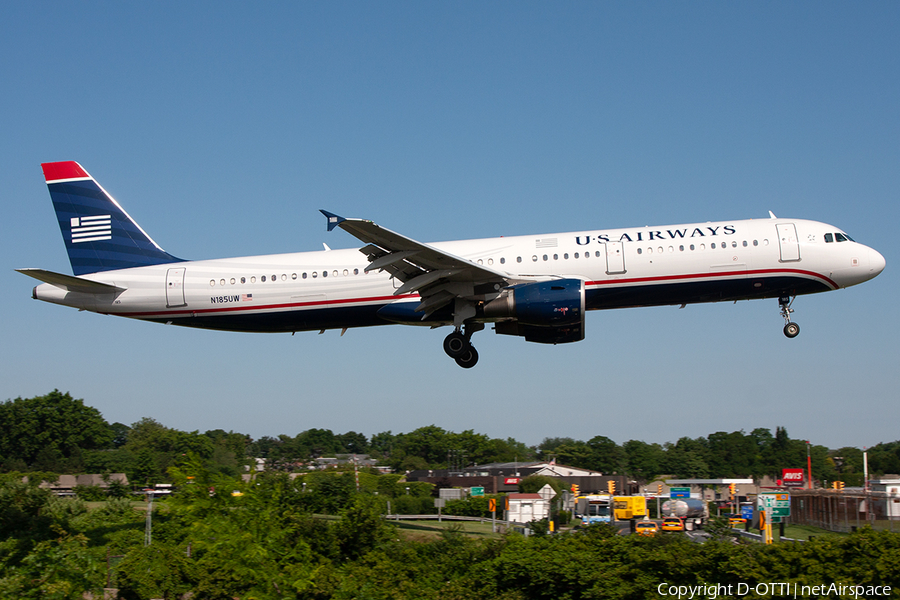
(500, 258, 506, 264)
(343, 269, 349, 276)
(517, 257, 522, 263)
(532, 256, 538, 262)
(637, 248, 643, 255)
(743, 241, 748, 247)
(732, 241, 737, 248)
(231, 278, 236, 285)
(543, 255, 549, 261)
(251, 276, 257, 283)
(271, 274, 277, 281)
(292, 273, 297, 280)
(354, 268, 359, 275)
(322, 271, 328, 278)
(241, 277, 246, 284)
(753, 240, 759, 247)
(312, 272, 317, 278)
(261, 276, 266, 282)
(302, 273, 307, 279)
(210, 280, 215, 287)
(574, 253, 579, 259)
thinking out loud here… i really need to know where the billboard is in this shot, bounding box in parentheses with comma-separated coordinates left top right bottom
(781, 468, 805, 487)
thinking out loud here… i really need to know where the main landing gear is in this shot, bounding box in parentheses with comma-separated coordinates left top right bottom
(443, 324, 483, 368)
(779, 295, 800, 338)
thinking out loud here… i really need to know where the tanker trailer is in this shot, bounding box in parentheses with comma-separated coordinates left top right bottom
(661, 498, 706, 530)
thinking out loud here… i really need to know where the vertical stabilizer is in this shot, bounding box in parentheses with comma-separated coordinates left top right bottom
(41, 161, 183, 275)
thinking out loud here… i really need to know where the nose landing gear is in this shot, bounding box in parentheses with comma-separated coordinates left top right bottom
(443, 323, 483, 368)
(779, 295, 800, 338)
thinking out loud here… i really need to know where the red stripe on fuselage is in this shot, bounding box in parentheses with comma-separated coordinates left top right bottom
(116, 268, 836, 320)
(123, 293, 420, 319)
(585, 268, 838, 290)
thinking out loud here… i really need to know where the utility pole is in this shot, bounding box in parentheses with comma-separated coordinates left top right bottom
(807, 441, 813, 489)
(144, 492, 153, 546)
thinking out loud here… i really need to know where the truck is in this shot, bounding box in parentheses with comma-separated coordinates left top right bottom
(613, 496, 647, 520)
(661, 498, 707, 530)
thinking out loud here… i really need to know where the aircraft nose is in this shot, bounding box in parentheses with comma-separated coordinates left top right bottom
(869, 247, 886, 278)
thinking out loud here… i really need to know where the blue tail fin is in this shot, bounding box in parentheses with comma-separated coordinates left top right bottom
(41, 161, 183, 275)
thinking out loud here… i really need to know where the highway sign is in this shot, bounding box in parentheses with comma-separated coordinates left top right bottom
(471, 486, 485, 497)
(758, 493, 791, 517)
(670, 487, 690, 498)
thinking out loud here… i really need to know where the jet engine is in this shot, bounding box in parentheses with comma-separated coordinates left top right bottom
(484, 278, 585, 344)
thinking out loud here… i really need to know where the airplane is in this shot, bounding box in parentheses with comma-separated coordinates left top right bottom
(19, 161, 885, 368)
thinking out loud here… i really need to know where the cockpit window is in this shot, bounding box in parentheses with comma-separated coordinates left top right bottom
(835, 233, 851, 242)
(824, 233, 834, 243)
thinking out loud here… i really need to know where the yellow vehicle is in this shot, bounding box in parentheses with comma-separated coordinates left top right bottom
(635, 521, 659, 536)
(662, 517, 684, 532)
(613, 496, 648, 520)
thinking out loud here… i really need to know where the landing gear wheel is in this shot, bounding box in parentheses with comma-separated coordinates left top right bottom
(783, 322, 800, 338)
(778, 295, 799, 339)
(443, 331, 469, 358)
(455, 346, 479, 369)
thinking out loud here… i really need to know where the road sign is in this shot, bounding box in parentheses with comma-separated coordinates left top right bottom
(758, 493, 791, 517)
(670, 487, 690, 498)
(471, 486, 485, 497)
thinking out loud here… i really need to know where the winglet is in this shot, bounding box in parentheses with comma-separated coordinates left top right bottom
(320, 210, 346, 232)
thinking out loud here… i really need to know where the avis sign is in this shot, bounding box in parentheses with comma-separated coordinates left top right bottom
(782, 468, 805, 488)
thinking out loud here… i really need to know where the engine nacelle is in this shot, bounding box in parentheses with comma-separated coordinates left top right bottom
(484, 278, 585, 344)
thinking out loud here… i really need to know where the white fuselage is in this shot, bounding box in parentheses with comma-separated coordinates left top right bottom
(32, 217, 885, 333)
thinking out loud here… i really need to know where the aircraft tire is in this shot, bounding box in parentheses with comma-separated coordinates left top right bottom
(783, 322, 800, 338)
(443, 331, 470, 358)
(455, 346, 479, 369)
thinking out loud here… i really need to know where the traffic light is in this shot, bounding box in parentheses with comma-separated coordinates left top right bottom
(571, 483, 580, 496)
(657, 483, 663, 496)
(835, 481, 844, 492)
(729, 483, 736, 496)
(607, 480, 616, 494)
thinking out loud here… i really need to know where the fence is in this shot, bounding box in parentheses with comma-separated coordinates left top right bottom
(787, 490, 900, 534)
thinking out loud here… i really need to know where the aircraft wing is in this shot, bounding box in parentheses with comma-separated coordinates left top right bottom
(321, 210, 514, 315)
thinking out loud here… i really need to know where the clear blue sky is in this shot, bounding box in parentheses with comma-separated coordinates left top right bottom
(2, 2, 897, 451)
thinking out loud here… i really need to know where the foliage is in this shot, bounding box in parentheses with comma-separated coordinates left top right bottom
(0, 390, 113, 472)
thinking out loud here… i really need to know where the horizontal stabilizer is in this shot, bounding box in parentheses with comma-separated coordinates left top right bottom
(16, 268, 126, 294)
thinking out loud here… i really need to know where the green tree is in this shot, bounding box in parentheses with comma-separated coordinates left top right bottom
(0, 391, 113, 472)
(623, 439, 666, 481)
